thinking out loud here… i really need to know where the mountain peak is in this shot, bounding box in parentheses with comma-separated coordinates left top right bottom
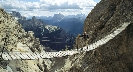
(32, 16, 36, 20)
(52, 13, 65, 22)
(11, 11, 26, 20)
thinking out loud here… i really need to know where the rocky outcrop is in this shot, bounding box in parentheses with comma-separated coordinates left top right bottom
(67, 0, 133, 72)
(0, 8, 50, 72)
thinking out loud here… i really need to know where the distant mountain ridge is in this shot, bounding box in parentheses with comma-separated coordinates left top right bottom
(41, 13, 85, 36)
(11, 12, 75, 50)
(25, 13, 85, 36)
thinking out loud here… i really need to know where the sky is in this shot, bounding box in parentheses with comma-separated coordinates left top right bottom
(0, 0, 100, 17)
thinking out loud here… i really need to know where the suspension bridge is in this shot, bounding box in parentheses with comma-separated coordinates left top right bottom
(1, 22, 131, 60)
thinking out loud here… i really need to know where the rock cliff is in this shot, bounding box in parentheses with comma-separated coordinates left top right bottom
(0, 8, 49, 72)
(68, 0, 133, 72)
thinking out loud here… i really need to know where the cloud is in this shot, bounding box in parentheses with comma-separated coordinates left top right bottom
(0, 0, 97, 17)
(44, 3, 82, 10)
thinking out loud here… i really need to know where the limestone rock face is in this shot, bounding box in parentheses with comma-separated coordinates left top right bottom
(69, 0, 133, 72)
(0, 8, 49, 72)
(0, 9, 43, 52)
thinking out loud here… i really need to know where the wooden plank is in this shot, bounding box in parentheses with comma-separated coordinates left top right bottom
(13, 52, 21, 59)
(18, 53, 25, 59)
(20, 53, 31, 59)
(9, 52, 17, 60)
(25, 53, 35, 60)
(30, 53, 38, 59)
(2, 52, 12, 60)
(40, 52, 47, 58)
(34, 52, 41, 59)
